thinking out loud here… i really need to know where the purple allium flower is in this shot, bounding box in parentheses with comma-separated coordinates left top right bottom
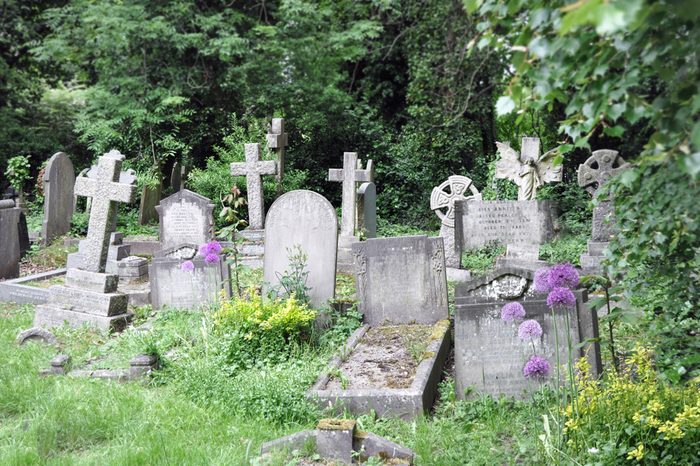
(546, 287, 576, 309)
(523, 355, 550, 378)
(204, 253, 219, 264)
(198, 243, 208, 257)
(180, 260, 195, 272)
(534, 267, 551, 293)
(205, 240, 222, 255)
(501, 302, 526, 322)
(518, 319, 543, 340)
(547, 263, 579, 290)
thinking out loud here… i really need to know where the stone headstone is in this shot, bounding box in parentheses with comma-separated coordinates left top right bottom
(356, 182, 376, 239)
(138, 180, 162, 225)
(105, 232, 131, 274)
(34, 150, 137, 332)
(170, 161, 187, 192)
(42, 152, 75, 244)
(431, 175, 482, 269)
(455, 199, 557, 250)
(495, 138, 562, 201)
(352, 235, 448, 326)
(454, 268, 601, 399)
(156, 189, 215, 251)
(0, 199, 21, 279)
(230, 143, 277, 230)
(266, 117, 288, 189)
(263, 190, 338, 308)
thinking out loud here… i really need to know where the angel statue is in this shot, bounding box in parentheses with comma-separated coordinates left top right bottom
(495, 137, 562, 201)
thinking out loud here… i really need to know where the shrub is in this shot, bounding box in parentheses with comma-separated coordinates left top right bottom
(214, 293, 316, 371)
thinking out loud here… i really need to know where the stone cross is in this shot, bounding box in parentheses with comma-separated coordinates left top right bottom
(266, 118, 288, 187)
(74, 150, 137, 273)
(578, 149, 629, 196)
(495, 137, 562, 201)
(328, 152, 375, 237)
(231, 143, 277, 230)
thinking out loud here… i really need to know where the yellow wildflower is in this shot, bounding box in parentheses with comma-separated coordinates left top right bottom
(627, 443, 645, 461)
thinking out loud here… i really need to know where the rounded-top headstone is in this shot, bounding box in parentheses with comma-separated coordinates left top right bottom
(263, 190, 338, 308)
(42, 152, 75, 244)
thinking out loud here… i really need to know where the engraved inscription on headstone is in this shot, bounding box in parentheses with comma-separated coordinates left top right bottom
(156, 189, 214, 250)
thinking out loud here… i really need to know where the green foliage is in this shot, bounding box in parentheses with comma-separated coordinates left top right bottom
(4, 155, 31, 191)
(376, 218, 436, 238)
(539, 235, 587, 266)
(270, 245, 312, 305)
(461, 241, 505, 276)
(69, 211, 89, 237)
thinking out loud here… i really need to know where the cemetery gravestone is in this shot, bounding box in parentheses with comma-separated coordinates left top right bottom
(263, 190, 338, 308)
(495, 137, 562, 201)
(266, 117, 288, 189)
(578, 149, 630, 273)
(353, 235, 448, 325)
(430, 175, 481, 270)
(230, 143, 277, 230)
(328, 152, 374, 272)
(454, 268, 601, 399)
(0, 199, 21, 279)
(34, 150, 137, 331)
(170, 161, 187, 192)
(42, 152, 75, 245)
(356, 182, 377, 239)
(156, 189, 215, 251)
(138, 180, 162, 225)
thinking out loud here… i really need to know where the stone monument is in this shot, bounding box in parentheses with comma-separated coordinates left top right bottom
(430, 175, 481, 278)
(42, 152, 75, 245)
(263, 190, 338, 308)
(356, 181, 376, 239)
(34, 150, 137, 331)
(156, 189, 215, 251)
(578, 149, 630, 273)
(138, 179, 162, 225)
(0, 199, 21, 279)
(328, 152, 374, 272)
(495, 137, 562, 201)
(170, 161, 187, 192)
(266, 117, 288, 191)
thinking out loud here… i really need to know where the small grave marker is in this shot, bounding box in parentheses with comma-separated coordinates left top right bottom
(230, 143, 277, 230)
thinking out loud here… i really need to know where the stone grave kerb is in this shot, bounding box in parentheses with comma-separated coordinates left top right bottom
(155, 189, 215, 251)
(230, 143, 277, 230)
(73, 150, 137, 273)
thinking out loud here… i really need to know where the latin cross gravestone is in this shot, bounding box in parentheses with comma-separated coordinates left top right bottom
(577, 149, 630, 272)
(356, 182, 376, 239)
(495, 137, 562, 201)
(156, 189, 215, 251)
(42, 152, 75, 245)
(328, 152, 375, 237)
(34, 150, 137, 332)
(231, 143, 277, 230)
(454, 268, 601, 399)
(0, 199, 21, 279)
(266, 117, 288, 189)
(263, 190, 338, 308)
(430, 175, 481, 269)
(353, 235, 448, 325)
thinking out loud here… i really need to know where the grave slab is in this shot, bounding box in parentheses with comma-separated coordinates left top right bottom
(42, 152, 75, 244)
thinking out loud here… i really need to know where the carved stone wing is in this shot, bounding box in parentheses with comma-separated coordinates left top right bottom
(536, 148, 563, 184)
(494, 142, 523, 182)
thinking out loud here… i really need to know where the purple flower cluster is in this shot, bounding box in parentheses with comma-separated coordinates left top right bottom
(546, 287, 576, 309)
(534, 263, 579, 293)
(523, 355, 550, 378)
(533, 267, 551, 293)
(518, 319, 543, 340)
(199, 240, 222, 264)
(501, 302, 526, 322)
(180, 260, 195, 272)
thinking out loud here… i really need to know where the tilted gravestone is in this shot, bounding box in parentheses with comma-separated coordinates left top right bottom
(42, 152, 75, 245)
(352, 235, 448, 326)
(34, 150, 137, 332)
(150, 190, 230, 310)
(328, 152, 374, 272)
(578, 149, 630, 273)
(495, 137, 562, 201)
(0, 199, 21, 279)
(431, 175, 481, 270)
(3, 188, 29, 257)
(263, 190, 338, 308)
(454, 268, 601, 399)
(138, 180, 162, 225)
(356, 182, 376, 239)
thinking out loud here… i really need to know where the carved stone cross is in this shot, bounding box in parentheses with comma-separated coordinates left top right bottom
(266, 118, 288, 187)
(73, 150, 137, 273)
(231, 143, 277, 230)
(328, 152, 375, 237)
(495, 137, 562, 200)
(577, 149, 629, 196)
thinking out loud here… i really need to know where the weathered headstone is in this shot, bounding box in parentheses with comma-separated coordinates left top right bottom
(431, 175, 481, 271)
(454, 268, 601, 399)
(230, 143, 277, 230)
(156, 189, 215, 251)
(328, 152, 375, 272)
(578, 149, 630, 273)
(34, 150, 137, 332)
(170, 161, 187, 192)
(0, 199, 21, 279)
(263, 190, 338, 308)
(454, 199, 557, 251)
(42, 152, 75, 244)
(353, 235, 448, 325)
(356, 182, 376, 239)
(266, 117, 288, 189)
(495, 137, 562, 201)
(138, 180, 162, 225)
(105, 232, 131, 274)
